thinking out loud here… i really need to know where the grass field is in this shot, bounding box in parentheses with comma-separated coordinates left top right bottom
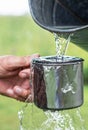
(0, 15, 88, 130)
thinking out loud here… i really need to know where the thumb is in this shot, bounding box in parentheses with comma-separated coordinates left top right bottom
(2, 55, 30, 71)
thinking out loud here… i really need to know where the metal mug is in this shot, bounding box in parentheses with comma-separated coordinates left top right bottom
(32, 56, 84, 110)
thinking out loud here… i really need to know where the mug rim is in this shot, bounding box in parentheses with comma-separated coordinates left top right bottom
(32, 55, 84, 65)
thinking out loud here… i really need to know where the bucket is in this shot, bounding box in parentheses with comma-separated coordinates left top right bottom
(28, 0, 88, 33)
(32, 56, 84, 110)
(28, 0, 88, 51)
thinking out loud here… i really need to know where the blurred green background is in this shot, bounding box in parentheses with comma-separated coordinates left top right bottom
(0, 15, 88, 130)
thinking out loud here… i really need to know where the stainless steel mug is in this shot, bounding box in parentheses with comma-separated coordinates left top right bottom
(32, 56, 84, 110)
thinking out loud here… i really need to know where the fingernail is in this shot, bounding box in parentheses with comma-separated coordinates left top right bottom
(20, 73, 27, 78)
(15, 87, 22, 94)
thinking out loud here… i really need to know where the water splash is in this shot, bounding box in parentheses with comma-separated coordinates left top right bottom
(18, 110, 24, 130)
(18, 104, 85, 130)
(18, 98, 31, 130)
(41, 108, 85, 130)
(42, 110, 75, 130)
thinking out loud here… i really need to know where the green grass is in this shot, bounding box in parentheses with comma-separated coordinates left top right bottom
(0, 15, 87, 130)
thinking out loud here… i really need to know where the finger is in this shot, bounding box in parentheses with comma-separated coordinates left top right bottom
(19, 68, 31, 78)
(13, 86, 30, 99)
(4, 54, 40, 71)
(0, 55, 29, 71)
(5, 56, 29, 70)
(2, 69, 20, 78)
(4, 88, 22, 100)
(14, 86, 33, 102)
(2, 88, 29, 102)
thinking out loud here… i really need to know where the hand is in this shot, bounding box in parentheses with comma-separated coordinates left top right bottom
(0, 54, 39, 102)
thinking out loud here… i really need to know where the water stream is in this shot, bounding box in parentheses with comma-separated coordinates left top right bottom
(54, 33, 71, 57)
(18, 33, 85, 130)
